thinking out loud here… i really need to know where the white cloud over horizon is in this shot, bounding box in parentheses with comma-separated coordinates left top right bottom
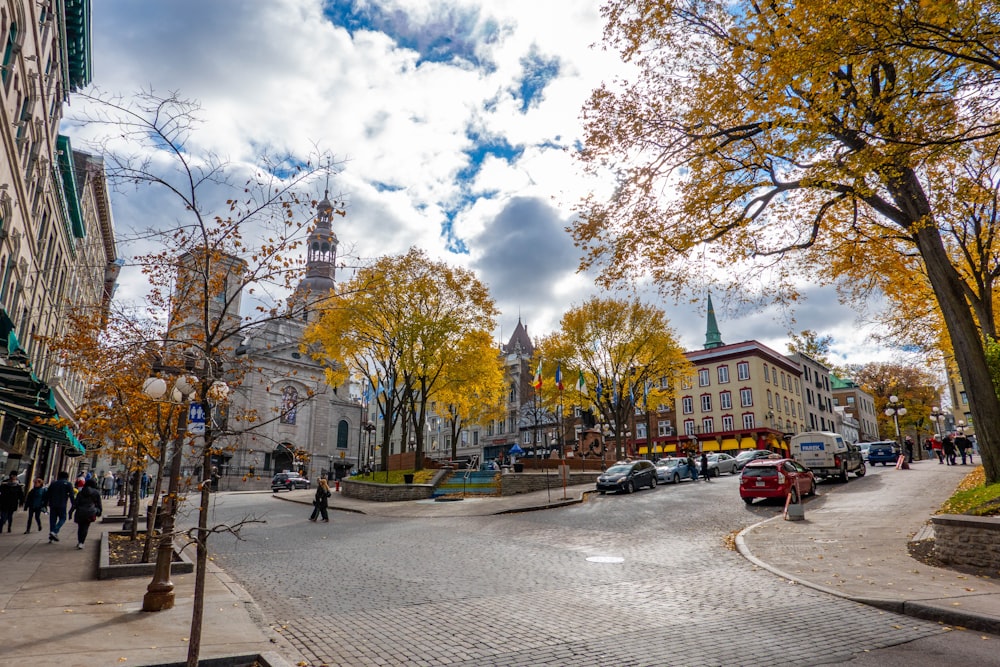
(72, 0, 904, 368)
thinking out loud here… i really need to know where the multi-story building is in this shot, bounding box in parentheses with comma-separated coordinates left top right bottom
(945, 364, 974, 439)
(830, 376, 880, 441)
(788, 351, 836, 433)
(0, 1, 116, 482)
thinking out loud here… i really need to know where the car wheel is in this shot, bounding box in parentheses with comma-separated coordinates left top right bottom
(808, 480, 817, 496)
(650, 475, 657, 488)
(599, 490, 606, 495)
(625, 480, 635, 494)
(743, 496, 753, 505)
(713, 468, 720, 478)
(789, 487, 800, 504)
(855, 462, 866, 478)
(672, 473, 680, 484)
(840, 465, 849, 483)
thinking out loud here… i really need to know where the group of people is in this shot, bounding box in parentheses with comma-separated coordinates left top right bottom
(927, 432, 976, 466)
(0, 470, 104, 549)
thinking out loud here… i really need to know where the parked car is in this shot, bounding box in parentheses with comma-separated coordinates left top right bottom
(655, 457, 697, 483)
(740, 458, 816, 505)
(866, 441, 900, 466)
(859, 443, 872, 461)
(271, 472, 311, 492)
(735, 449, 779, 470)
(596, 460, 658, 494)
(699, 453, 740, 477)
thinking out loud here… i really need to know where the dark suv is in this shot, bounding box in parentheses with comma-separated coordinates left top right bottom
(271, 472, 310, 492)
(596, 460, 658, 494)
(866, 441, 899, 466)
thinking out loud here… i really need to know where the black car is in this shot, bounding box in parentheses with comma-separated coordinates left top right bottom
(596, 460, 658, 494)
(271, 472, 310, 492)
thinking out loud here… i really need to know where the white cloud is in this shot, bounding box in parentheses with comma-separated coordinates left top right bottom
(76, 0, 894, 365)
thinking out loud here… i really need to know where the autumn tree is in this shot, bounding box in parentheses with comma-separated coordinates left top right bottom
(535, 296, 691, 460)
(73, 88, 335, 667)
(576, 1, 1000, 482)
(305, 247, 501, 471)
(845, 361, 941, 443)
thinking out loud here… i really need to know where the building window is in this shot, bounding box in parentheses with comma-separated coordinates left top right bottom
(805, 367, 811, 381)
(699, 368, 710, 386)
(743, 413, 756, 429)
(794, 378, 800, 395)
(767, 389, 773, 409)
(682, 396, 693, 414)
(737, 362, 750, 380)
(684, 419, 695, 435)
(717, 365, 729, 383)
(279, 386, 298, 425)
(658, 420, 673, 436)
(740, 388, 753, 407)
(702, 417, 714, 433)
(772, 367, 778, 384)
(700, 394, 712, 412)
(659, 376, 670, 389)
(784, 396, 790, 413)
(522, 431, 531, 444)
(720, 391, 732, 410)
(961, 391, 968, 405)
(722, 415, 734, 431)
(846, 395, 855, 406)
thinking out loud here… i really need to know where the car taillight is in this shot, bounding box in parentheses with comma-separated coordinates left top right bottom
(834, 455, 841, 466)
(777, 472, 786, 484)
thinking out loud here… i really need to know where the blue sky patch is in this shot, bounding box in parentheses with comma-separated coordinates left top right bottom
(513, 47, 561, 112)
(324, 1, 499, 70)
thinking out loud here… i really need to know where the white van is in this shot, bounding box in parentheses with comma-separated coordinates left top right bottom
(789, 431, 866, 482)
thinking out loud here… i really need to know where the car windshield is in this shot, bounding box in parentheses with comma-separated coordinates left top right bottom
(605, 465, 632, 474)
(736, 451, 756, 460)
(656, 458, 678, 467)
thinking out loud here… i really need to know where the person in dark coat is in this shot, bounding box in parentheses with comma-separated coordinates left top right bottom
(309, 478, 332, 522)
(942, 435, 957, 466)
(23, 478, 46, 533)
(72, 477, 103, 549)
(46, 470, 75, 542)
(0, 471, 25, 533)
(955, 434, 971, 465)
(700, 451, 711, 482)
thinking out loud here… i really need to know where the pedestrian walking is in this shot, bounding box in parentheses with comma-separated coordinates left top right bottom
(904, 436, 915, 463)
(943, 434, 957, 465)
(0, 471, 24, 533)
(955, 433, 971, 465)
(685, 453, 698, 481)
(701, 451, 711, 482)
(101, 471, 115, 499)
(46, 470, 75, 542)
(72, 477, 102, 549)
(930, 436, 944, 464)
(23, 478, 46, 534)
(309, 478, 332, 522)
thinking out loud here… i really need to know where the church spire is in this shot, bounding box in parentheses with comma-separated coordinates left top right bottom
(291, 192, 341, 321)
(704, 292, 724, 349)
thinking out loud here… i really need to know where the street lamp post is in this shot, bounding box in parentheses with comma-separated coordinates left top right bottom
(930, 406, 945, 438)
(884, 395, 907, 463)
(141, 373, 196, 612)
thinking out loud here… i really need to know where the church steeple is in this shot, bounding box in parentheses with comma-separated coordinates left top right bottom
(704, 293, 724, 349)
(291, 192, 340, 321)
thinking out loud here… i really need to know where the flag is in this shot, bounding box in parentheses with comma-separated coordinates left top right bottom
(555, 362, 564, 391)
(596, 379, 603, 400)
(533, 360, 543, 391)
(575, 370, 587, 394)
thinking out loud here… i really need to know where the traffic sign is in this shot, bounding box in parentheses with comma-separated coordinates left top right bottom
(187, 402, 206, 435)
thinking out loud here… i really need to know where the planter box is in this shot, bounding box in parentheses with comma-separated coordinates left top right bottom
(140, 652, 294, 667)
(98, 530, 194, 580)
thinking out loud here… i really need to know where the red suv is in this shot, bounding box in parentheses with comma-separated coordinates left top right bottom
(740, 458, 816, 505)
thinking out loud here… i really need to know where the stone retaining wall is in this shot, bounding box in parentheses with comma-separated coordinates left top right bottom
(341, 469, 450, 502)
(499, 472, 598, 496)
(931, 514, 1000, 570)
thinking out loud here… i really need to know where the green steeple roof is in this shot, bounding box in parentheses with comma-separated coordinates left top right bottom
(704, 293, 724, 349)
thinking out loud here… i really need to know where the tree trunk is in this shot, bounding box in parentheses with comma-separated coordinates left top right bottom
(914, 223, 1000, 483)
(187, 446, 213, 667)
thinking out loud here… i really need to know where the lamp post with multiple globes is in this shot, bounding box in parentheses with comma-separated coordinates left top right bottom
(884, 395, 907, 462)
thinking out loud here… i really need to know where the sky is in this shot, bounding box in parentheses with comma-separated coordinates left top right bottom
(68, 0, 899, 367)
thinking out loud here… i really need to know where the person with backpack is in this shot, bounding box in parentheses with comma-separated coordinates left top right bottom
(46, 470, 75, 542)
(72, 477, 103, 549)
(23, 478, 46, 534)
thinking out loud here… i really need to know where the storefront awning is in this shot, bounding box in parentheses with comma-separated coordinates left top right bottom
(739, 437, 757, 450)
(702, 440, 720, 451)
(0, 364, 84, 454)
(721, 438, 740, 451)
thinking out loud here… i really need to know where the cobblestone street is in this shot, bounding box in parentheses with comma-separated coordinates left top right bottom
(204, 473, 948, 666)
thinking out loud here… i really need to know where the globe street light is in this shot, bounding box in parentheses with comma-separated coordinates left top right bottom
(142, 373, 196, 612)
(930, 406, 945, 437)
(884, 395, 907, 453)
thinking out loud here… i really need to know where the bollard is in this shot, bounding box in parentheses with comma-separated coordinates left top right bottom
(335, 479, 340, 492)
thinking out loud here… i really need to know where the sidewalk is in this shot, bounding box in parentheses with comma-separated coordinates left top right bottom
(737, 459, 1000, 634)
(1, 465, 998, 666)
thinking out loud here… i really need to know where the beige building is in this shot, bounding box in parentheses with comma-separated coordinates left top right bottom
(0, 2, 116, 482)
(830, 377, 880, 441)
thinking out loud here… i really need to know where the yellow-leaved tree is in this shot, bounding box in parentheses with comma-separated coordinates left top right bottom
(535, 296, 692, 460)
(305, 247, 501, 471)
(576, 1, 1000, 482)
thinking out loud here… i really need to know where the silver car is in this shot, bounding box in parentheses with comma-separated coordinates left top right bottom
(655, 457, 698, 483)
(699, 453, 740, 477)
